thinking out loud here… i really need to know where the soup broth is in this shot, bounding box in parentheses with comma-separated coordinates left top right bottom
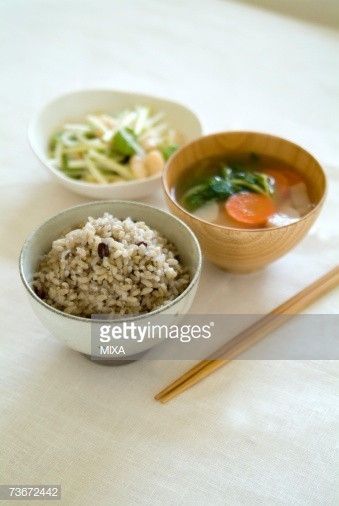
(173, 153, 314, 229)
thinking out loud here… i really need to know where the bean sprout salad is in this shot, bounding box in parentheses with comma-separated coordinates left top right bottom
(48, 106, 182, 184)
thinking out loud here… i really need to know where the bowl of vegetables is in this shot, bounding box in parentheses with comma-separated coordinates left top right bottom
(163, 131, 326, 272)
(28, 89, 202, 200)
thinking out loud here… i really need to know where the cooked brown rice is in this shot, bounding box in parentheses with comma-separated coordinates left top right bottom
(33, 213, 190, 317)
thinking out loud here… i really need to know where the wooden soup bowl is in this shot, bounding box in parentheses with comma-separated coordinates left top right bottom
(163, 131, 326, 273)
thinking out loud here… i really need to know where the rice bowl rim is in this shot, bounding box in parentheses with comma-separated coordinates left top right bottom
(19, 200, 202, 323)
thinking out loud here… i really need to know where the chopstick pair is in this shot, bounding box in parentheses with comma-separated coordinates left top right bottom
(155, 265, 339, 404)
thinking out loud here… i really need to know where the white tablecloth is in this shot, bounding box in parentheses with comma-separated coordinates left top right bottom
(1, 1, 338, 504)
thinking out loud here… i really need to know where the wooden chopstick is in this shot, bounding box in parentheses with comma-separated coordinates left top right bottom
(155, 265, 339, 403)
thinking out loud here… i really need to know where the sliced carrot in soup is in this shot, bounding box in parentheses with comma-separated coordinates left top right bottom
(264, 169, 289, 195)
(225, 193, 276, 225)
(281, 168, 303, 185)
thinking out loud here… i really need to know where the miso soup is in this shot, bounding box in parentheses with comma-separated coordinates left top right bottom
(173, 153, 314, 229)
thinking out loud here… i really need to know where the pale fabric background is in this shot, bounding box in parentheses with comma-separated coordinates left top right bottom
(1, 0, 338, 504)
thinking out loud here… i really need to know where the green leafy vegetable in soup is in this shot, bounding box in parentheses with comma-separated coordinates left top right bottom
(175, 154, 313, 229)
(182, 162, 273, 211)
